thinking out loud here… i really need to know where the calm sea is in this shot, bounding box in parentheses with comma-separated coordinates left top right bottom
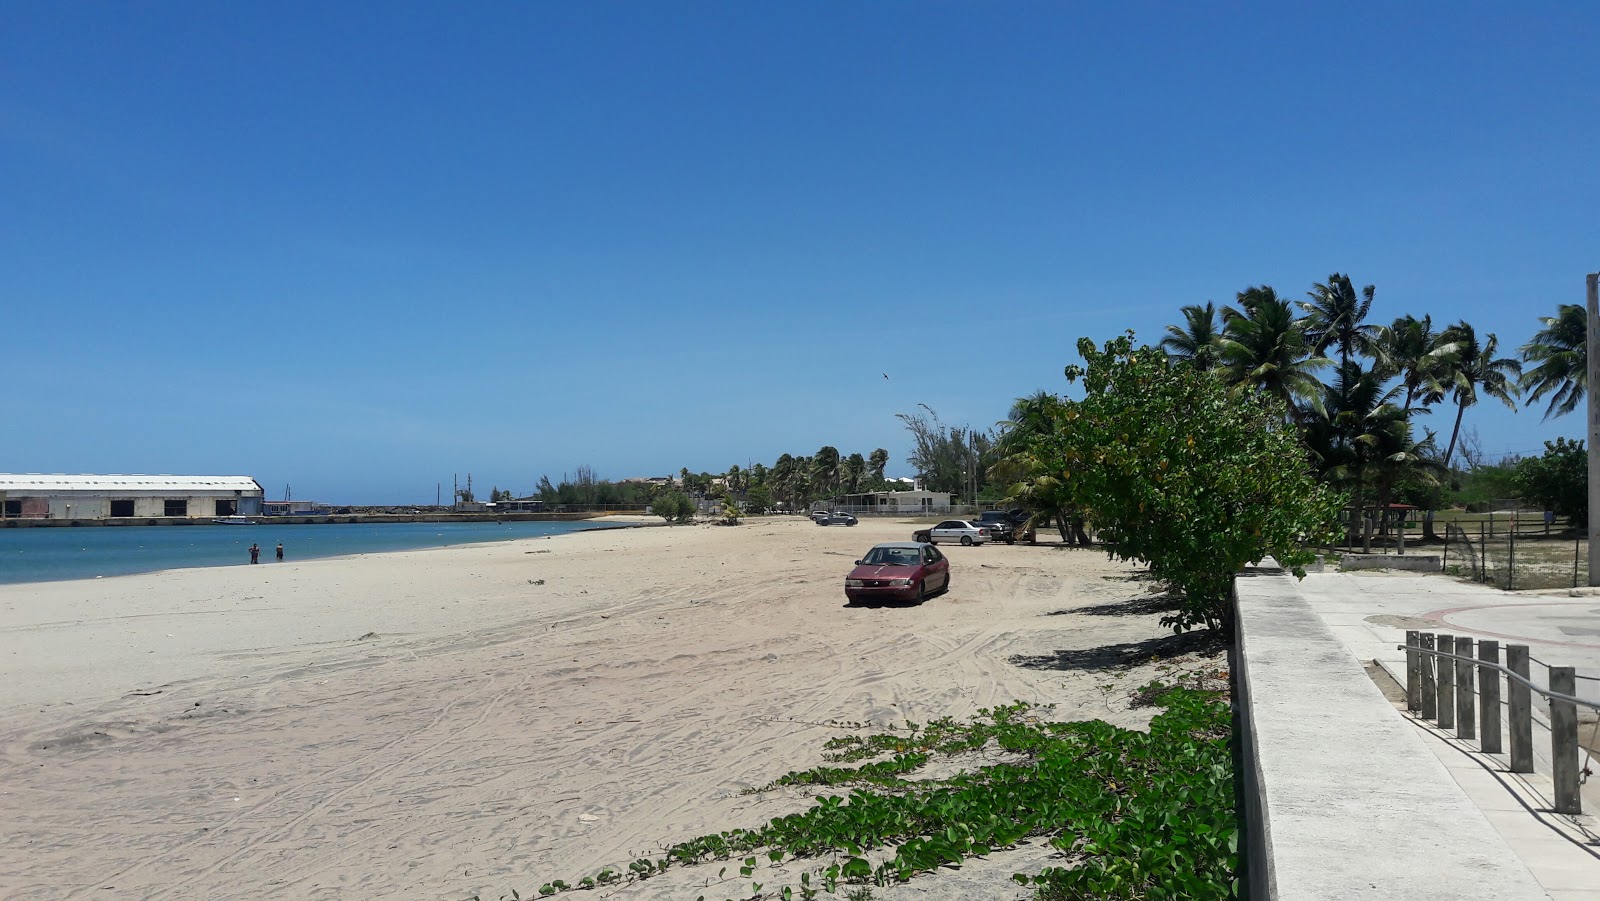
(0, 520, 627, 585)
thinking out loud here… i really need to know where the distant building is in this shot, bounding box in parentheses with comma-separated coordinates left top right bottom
(828, 489, 953, 512)
(0, 474, 264, 520)
(261, 499, 329, 516)
(498, 496, 547, 512)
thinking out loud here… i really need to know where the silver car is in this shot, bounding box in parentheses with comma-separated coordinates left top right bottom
(923, 520, 990, 546)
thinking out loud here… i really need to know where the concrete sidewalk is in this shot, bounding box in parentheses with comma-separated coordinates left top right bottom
(1296, 570, 1600, 899)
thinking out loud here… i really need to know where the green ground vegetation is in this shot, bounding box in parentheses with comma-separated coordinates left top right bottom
(529, 687, 1236, 901)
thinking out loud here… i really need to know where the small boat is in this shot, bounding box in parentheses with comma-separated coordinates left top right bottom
(214, 515, 256, 525)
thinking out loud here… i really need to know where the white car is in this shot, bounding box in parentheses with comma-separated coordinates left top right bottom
(919, 520, 991, 546)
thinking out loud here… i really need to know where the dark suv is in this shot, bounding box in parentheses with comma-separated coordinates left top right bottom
(975, 509, 1032, 545)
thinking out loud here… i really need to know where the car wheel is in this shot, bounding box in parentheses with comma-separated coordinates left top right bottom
(915, 580, 926, 604)
(961, 535, 974, 546)
(1005, 536, 1015, 545)
(941, 574, 951, 595)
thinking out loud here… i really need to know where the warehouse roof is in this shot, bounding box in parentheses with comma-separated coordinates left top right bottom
(0, 474, 263, 493)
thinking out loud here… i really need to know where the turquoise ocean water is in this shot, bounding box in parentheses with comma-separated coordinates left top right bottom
(0, 520, 625, 585)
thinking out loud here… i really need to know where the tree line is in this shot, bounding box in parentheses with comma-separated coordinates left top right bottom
(985, 273, 1590, 632)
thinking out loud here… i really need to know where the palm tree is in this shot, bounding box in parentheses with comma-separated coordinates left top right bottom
(1160, 302, 1222, 370)
(867, 448, 889, 487)
(1303, 361, 1404, 551)
(1301, 274, 1379, 374)
(1218, 286, 1330, 417)
(1520, 303, 1586, 419)
(1439, 322, 1522, 467)
(811, 446, 841, 498)
(1374, 314, 1459, 413)
(991, 391, 1082, 544)
(842, 453, 866, 494)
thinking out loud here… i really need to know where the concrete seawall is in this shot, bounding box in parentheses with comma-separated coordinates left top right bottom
(1232, 564, 1549, 900)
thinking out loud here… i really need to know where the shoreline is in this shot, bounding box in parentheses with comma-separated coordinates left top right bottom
(0, 516, 662, 588)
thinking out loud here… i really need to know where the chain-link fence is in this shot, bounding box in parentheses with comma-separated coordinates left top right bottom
(1442, 514, 1587, 591)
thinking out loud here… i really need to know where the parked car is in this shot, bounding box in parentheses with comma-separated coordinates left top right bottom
(809, 510, 831, 523)
(975, 509, 1033, 544)
(816, 512, 858, 526)
(911, 520, 991, 546)
(845, 542, 950, 604)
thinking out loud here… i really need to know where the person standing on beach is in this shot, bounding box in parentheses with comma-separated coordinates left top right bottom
(276, 542, 284, 561)
(249, 543, 260, 564)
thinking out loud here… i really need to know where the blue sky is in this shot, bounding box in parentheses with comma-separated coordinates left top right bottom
(4, 2, 1597, 503)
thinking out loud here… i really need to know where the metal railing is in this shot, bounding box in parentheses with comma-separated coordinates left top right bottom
(1401, 631, 1598, 814)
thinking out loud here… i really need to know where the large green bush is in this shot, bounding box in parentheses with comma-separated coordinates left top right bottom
(1049, 333, 1344, 632)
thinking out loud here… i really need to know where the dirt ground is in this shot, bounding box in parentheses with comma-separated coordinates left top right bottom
(0, 516, 1219, 900)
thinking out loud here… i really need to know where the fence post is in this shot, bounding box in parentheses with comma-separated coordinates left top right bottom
(1576, 537, 1582, 589)
(1507, 645, 1534, 773)
(1421, 633, 1438, 719)
(1438, 635, 1456, 730)
(1455, 637, 1476, 739)
(1405, 631, 1422, 712)
(1549, 667, 1582, 814)
(1479, 522, 1487, 582)
(1509, 528, 1516, 591)
(1479, 640, 1502, 755)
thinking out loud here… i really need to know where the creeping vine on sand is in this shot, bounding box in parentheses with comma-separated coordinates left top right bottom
(523, 687, 1237, 900)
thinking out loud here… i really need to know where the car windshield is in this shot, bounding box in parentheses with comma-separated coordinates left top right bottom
(861, 547, 920, 566)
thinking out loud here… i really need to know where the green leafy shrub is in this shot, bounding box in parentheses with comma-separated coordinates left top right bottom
(1049, 333, 1343, 632)
(652, 490, 695, 523)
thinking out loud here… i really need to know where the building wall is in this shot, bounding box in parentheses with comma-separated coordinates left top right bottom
(20, 491, 265, 520)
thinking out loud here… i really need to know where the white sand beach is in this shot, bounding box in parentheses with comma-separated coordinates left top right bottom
(0, 516, 1210, 900)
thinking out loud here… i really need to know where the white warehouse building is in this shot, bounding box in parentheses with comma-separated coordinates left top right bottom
(0, 474, 265, 521)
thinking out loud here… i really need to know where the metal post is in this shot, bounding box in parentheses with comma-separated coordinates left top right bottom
(1508, 528, 1516, 591)
(1587, 271, 1599, 586)
(1398, 508, 1406, 555)
(1406, 631, 1422, 712)
(1479, 640, 1502, 755)
(1550, 666, 1582, 814)
(1507, 645, 1534, 773)
(1479, 522, 1486, 582)
(1456, 637, 1476, 739)
(1421, 633, 1438, 719)
(1438, 635, 1456, 730)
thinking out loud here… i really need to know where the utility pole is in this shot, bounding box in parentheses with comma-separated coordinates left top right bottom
(1587, 272, 1599, 585)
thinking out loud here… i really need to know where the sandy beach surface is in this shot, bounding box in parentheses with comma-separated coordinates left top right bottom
(0, 516, 1211, 900)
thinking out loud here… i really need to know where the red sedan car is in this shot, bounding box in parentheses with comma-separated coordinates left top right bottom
(844, 542, 950, 605)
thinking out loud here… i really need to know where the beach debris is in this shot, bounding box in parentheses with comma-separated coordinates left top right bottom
(356, 631, 379, 641)
(578, 814, 599, 822)
(528, 579, 545, 585)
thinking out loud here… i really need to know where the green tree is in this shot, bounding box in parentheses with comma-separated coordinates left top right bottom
(1514, 438, 1587, 528)
(1439, 322, 1521, 467)
(653, 490, 695, 523)
(867, 448, 890, 487)
(744, 483, 774, 514)
(842, 452, 866, 493)
(1048, 333, 1344, 633)
(1520, 304, 1587, 420)
(812, 446, 842, 497)
(1160, 302, 1223, 371)
(1218, 286, 1329, 417)
(1375, 314, 1459, 414)
(991, 391, 1080, 544)
(1300, 274, 1379, 375)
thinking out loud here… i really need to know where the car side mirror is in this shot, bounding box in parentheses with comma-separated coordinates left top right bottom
(854, 560, 862, 565)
